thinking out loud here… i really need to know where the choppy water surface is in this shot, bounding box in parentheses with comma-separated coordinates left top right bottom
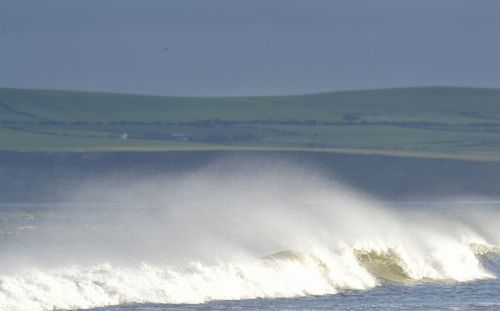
(1, 161, 500, 310)
(91, 280, 500, 311)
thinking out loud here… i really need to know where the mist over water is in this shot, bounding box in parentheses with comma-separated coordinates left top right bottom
(1, 158, 500, 310)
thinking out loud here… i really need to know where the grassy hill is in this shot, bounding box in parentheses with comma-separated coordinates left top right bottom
(1, 86, 500, 159)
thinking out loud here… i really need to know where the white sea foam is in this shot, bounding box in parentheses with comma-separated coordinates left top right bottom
(1, 159, 499, 310)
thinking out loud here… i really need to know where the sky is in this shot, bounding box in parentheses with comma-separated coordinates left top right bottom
(1, 0, 500, 96)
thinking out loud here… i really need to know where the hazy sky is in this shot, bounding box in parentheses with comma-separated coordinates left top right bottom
(1, 0, 499, 96)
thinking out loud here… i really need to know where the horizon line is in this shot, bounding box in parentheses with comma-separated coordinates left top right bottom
(1, 85, 500, 99)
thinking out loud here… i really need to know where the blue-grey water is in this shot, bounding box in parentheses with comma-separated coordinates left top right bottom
(1, 163, 500, 310)
(91, 280, 500, 311)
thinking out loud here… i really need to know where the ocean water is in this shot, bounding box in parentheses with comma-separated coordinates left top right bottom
(1, 160, 500, 310)
(91, 280, 500, 311)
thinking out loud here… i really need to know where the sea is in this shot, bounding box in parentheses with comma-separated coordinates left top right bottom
(1, 161, 499, 310)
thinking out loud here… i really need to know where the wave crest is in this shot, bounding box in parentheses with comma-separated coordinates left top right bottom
(2, 160, 500, 310)
(1, 243, 498, 311)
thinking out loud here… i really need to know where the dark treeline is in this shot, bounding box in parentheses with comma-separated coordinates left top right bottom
(1, 119, 453, 127)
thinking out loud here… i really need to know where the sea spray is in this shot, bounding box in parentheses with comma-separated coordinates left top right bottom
(0, 158, 499, 310)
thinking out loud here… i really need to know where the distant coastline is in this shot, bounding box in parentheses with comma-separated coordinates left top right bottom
(2, 87, 500, 159)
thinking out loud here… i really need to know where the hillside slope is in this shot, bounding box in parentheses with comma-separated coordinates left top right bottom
(1, 87, 500, 159)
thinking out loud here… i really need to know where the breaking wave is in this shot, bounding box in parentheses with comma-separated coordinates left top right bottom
(1, 159, 500, 310)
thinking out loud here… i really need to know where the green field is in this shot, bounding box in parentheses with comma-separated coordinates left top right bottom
(2, 86, 500, 160)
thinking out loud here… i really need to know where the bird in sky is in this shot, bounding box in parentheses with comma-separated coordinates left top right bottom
(162, 46, 168, 53)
